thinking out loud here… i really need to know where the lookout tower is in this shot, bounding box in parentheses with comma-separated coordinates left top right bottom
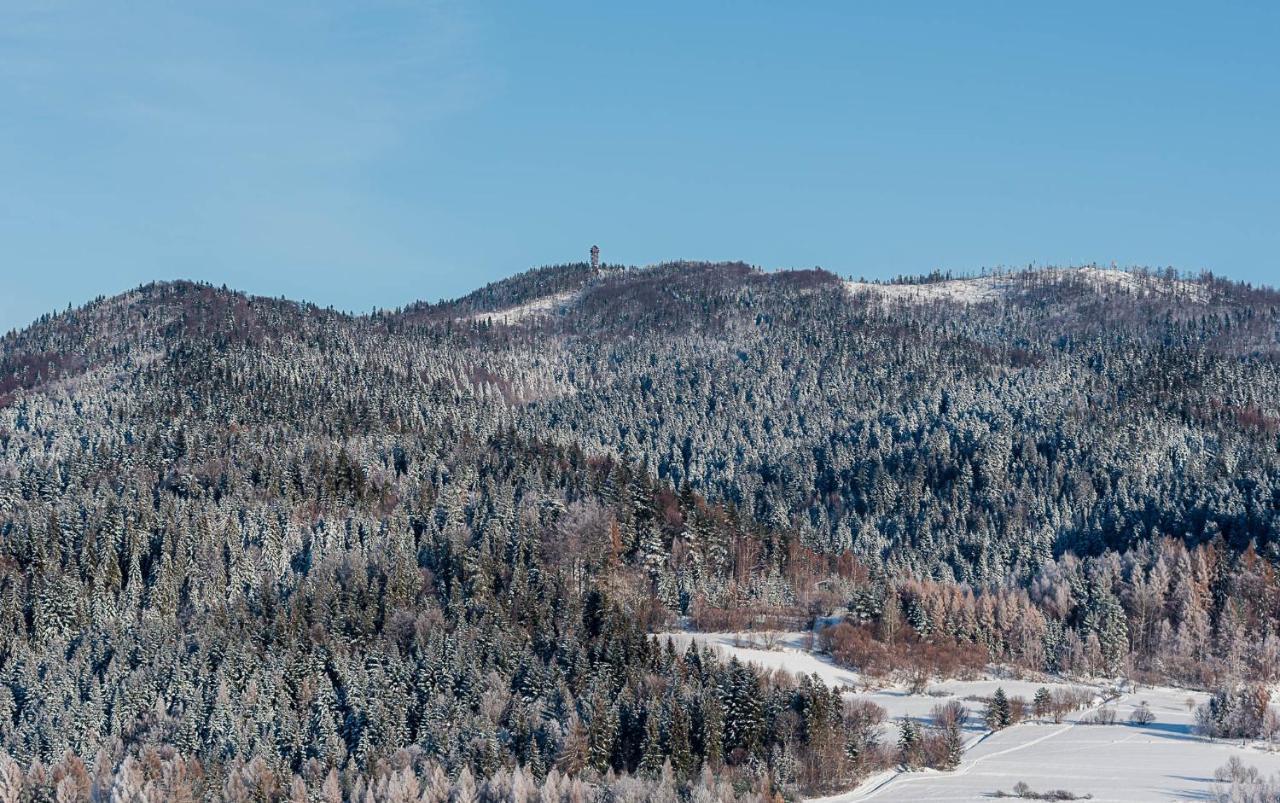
(590, 245, 600, 272)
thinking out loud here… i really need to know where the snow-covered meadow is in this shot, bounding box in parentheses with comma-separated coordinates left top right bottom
(843, 267, 1210, 308)
(462, 288, 579, 324)
(658, 631, 1280, 802)
(658, 631, 1093, 727)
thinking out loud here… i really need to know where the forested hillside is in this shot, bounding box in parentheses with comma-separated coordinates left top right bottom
(1, 263, 1277, 800)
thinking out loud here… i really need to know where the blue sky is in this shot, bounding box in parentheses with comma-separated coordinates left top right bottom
(2, 1, 1277, 332)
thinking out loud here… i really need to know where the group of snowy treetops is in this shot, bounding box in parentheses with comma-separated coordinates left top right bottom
(0, 261, 1277, 799)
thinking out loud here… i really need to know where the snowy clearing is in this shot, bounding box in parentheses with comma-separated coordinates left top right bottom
(657, 632, 861, 690)
(463, 288, 579, 324)
(659, 632, 1280, 802)
(843, 275, 1012, 306)
(657, 631, 1095, 724)
(843, 267, 1209, 307)
(814, 705, 1280, 802)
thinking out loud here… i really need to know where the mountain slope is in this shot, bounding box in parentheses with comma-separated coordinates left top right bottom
(1, 261, 1278, 799)
(6, 264, 1278, 581)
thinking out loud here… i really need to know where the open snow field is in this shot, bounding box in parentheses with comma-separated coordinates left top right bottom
(819, 705, 1280, 802)
(843, 267, 1210, 308)
(462, 288, 579, 324)
(658, 631, 1094, 727)
(659, 632, 1280, 802)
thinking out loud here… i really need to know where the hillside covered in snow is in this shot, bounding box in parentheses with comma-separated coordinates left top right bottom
(1, 260, 1278, 800)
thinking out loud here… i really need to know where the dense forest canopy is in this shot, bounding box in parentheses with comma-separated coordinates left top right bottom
(0, 262, 1277, 800)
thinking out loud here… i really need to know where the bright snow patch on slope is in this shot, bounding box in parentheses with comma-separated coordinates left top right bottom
(844, 275, 1012, 305)
(658, 631, 859, 687)
(658, 632, 1280, 802)
(817, 698, 1280, 803)
(464, 288, 579, 324)
(844, 267, 1209, 307)
(658, 631, 1093, 725)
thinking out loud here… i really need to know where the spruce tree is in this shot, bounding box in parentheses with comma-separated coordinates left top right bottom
(668, 697, 694, 779)
(699, 692, 725, 769)
(985, 688, 1011, 730)
(897, 719, 921, 769)
(722, 659, 764, 756)
(942, 722, 964, 770)
(586, 694, 619, 773)
(639, 705, 664, 777)
(1032, 687, 1051, 721)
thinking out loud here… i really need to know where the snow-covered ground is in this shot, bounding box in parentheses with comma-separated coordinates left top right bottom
(461, 267, 1210, 323)
(464, 288, 579, 324)
(658, 631, 1093, 724)
(659, 632, 861, 689)
(843, 275, 1013, 306)
(658, 631, 1280, 802)
(843, 267, 1209, 307)
(817, 698, 1280, 803)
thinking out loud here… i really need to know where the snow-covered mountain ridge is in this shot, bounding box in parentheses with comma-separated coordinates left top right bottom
(461, 264, 1220, 325)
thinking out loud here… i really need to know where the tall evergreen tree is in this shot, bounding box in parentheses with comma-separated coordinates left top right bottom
(985, 688, 1012, 731)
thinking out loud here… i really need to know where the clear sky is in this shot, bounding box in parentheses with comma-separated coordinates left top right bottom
(2, 2, 1277, 332)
